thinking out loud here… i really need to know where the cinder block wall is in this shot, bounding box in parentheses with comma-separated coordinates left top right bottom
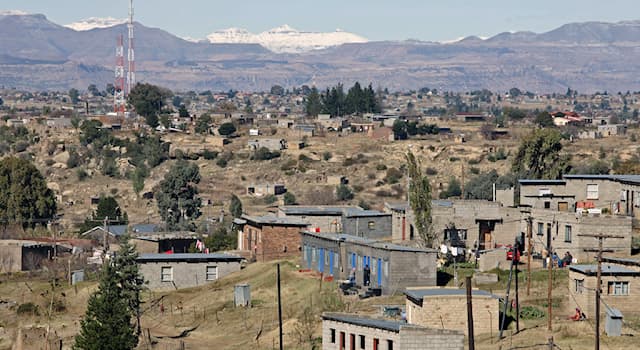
(406, 295, 499, 335)
(140, 260, 241, 290)
(568, 270, 640, 319)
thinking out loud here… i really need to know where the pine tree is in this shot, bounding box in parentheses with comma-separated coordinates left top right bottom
(229, 194, 243, 218)
(113, 238, 144, 336)
(74, 264, 138, 350)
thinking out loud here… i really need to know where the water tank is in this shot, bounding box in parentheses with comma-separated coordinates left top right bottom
(605, 308, 623, 337)
(234, 284, 251, 307)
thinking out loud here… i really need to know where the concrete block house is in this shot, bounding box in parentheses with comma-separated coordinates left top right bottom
(300, 231, 437, 295)
(322, 313, 463, 350)
(136, 253, 243, 290)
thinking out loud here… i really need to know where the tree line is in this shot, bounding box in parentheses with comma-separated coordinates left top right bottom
(305, 82, 382, 117)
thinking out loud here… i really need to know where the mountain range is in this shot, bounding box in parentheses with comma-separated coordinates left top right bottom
(2, 11, 640, 92)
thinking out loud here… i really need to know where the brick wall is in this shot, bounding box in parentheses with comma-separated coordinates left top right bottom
(406, 294, 499, 335)
(139, 260, 241, 290)
(242, 224, 303, 261)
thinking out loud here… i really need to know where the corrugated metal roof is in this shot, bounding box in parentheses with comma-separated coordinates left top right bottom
(322, 313, 411, 333)
(302, 232, 435, 253)
(241, 214, 308, 226)
(569, 264, 640, 276)
(137, 253, 243, 262)
(342, 208, 391, 218)
(563, 174, 640, 185)
(519, 179, 566, 185)
(602, 257, 640, 266)
(278, 206, 358, 216)
(404, 288, 499, 301)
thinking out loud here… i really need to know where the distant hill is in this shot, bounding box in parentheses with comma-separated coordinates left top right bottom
(2, 12, 640, 92)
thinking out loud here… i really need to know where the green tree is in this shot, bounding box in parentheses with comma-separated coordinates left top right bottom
(171, 95, 183, 108)
(392, 120, 408, 140)
(155, 160, 201, 229)
(270, 85, 285, 96)
(534, 112, 554, 128)
(73, 263, 138, 350)
(406, 151, 434, 247)
(204, 226, 236, 251)
(195, 113, 212, 134)
(229, 194, 243, 218)
(159, 115, 171, 129)
(439, 177, 462, 199)
(87, 84, 100, 96)
(512, 129, 569, 179)
(127, 83, 171, 128)
(131, 166, 147, 196)
(0, 157, 57, 230)
(284, 192, 297, 205)
(336, 184, 354, 201)
(69, 88, 80, 104)
(178, 104, 189, 118)
(112, 238, 144, 337)
(71, 116, 81, 130)
(218, 122, 236, 136)
(305, 87, 322, 117)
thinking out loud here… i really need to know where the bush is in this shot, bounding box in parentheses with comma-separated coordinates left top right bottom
(76, 168, 88, 181)
(376, 163, 388, 171)
(280, 159, 297, 171)
(218, 122, 236, 136)
(263, 194, 277, 204)
(374, 190, 393, 197)
(323, 152, 332, 161)
(203, 149, 218, 160)
(67, 149, 81, 168)
(45, 159, 55, 166)
(367, 172, 377, 180)
(298, 154, 312, 163)
(13, 141, 29, 153)
(216, 158, 228, 168)
(449, 157, 460, 162)
(352, 184, 364, 192)
(284, 192, 297, 205)
(520, 306, 545, 319)
(17, 302, 40, 316)
(252, 147, 280, 161)
(469, 167, 480, 175)
(425, 167, 438, 175)
(468, 158, 481, 165)
(336, 184, 354, 201)
(384, 167, 403, 184)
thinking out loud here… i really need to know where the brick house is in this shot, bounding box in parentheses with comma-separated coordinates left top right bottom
(301, 231, 437, 295)
(404, 287, 500, 335)
(568, 258, 640, 319)
(136, 253, 243, 290)
(237, 214, 309, 261)
(322, 313, 463, 350)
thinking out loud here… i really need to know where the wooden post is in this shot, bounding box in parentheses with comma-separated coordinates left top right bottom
(579, 233, 623, 350)
(547, 244, 552, 332)
(526, 216, 532, 296)
(515, 248, 520, 333)
(466, 276, 475, 350)
(277, 263, 283, 350)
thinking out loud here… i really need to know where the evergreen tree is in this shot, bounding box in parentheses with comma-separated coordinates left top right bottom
(512, 128, 569, 179)
(406, 151, 434, 247)
(113, 238, 144, 337)
(73, 264, 138, 350)
(155, 160, 201, 229)
(305, 87, 322, 117)
(229, 194, 243, 218)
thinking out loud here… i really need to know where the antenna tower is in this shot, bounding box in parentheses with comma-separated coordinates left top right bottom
(126, 0, 135, 95)
(114, 34, 126, 115)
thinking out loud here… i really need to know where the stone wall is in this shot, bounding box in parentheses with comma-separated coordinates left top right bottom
(342, 214, 392, 240)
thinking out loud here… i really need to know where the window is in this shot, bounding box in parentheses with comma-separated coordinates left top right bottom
(368, 221, 376, 230)
(587, 184, 599, 200)
(387, 339, 394, 350)
(537, 222, 544, 236)
(206, 266, 218, 281)
(564, 225, 572, 243)
(608, 281, 629, 295)
(359, 335, 365, 349)
(544, 201, 550, 209)
(161, 266, 173, 282)
(325, 251, 330, 265)
(330, 329, 336, 343)
(574, 279, 584, 294)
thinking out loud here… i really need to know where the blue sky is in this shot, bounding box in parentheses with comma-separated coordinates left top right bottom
(3, 0, 640, 41)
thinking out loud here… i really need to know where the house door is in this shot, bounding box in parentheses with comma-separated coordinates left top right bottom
(558, 202, 568, 212)
(329, 251, 334, 275)
(351, 253, 356, 270)
(318, 248, 324, 272)
(306, 246, 312, 269)
(377, 258, 383, 287)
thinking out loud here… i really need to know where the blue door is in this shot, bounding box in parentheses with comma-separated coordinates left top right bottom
(329, 251, 334, 275)
(306, 246, 312, 268)
(351, 253, 356, 269)
(318, 248, 324, 272)
(377, 258, 383, 286)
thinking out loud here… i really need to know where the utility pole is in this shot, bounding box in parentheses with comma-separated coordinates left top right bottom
(579, 233, 623, 350)
(526, 216, 532, 296)
(461, 163, 465, 199)
(103, 216, 109, 254)
(547, 241, 552, 332)
(277, 263, 283, 350)
(466, 276, 475, 350)
(515, 239, 520, 333)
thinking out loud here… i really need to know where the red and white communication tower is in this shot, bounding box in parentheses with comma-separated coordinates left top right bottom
(114, 34, 126, 115)
(126, 0, 135, 95)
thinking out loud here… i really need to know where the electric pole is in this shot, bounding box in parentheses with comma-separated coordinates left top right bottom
(579, 233, 623, 350)
(526, 216, 532, 296)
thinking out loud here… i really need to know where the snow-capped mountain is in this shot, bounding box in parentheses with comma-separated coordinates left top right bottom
(64, 17, 127, 31)
(206, 24, 367, 53)
(0, 10, 29, 16)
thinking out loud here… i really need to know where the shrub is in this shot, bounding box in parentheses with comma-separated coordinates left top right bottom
(336, 184, 354, 201)
(374, 190, 393, 197)
(425, 167, 438, 175)
(45, 159, 55, 166)
(323, 152, 332, 161)
(252, 147, 280, 161)
(298, 154, 312, 163)
(13, 141, 29, 153)
(449, 157, 460, 162)
(67, 149, 81, 168)
(470, 167, 480, 175)
(520, 306, 545, 319)
(203, 149, 218, 160)
(384, 167, 403, 184)
(17, 302, 39, 316)
(468, 158, 481, 165)
(367, 172, 377, 180)
(216, 158, 228, 168)
(218, 122, 236, 136)
(352, 184, 364, 192)
(280, 159, 297, 171)
(376, 164, 388, 171)
(263, 194, 277, 204)
(76, 168, 88, 181)
(284, 192, 297, 205)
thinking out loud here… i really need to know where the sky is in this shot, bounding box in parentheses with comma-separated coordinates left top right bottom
(3, 0, 640, 42)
